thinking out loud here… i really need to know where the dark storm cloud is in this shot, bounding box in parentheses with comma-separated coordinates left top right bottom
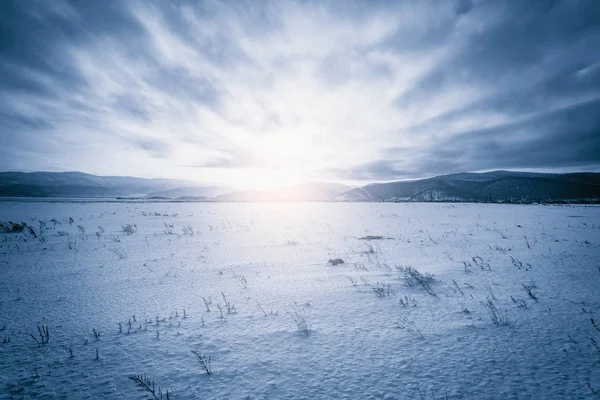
(427, 98, 600, 171)
(0, 1, 223, 111)
(407, 62, 600, 138)
(363, 0, 600, 181)
(336, 97, 600, 181)
(395, 1, 600, 108)
(0, 1, 141, 94)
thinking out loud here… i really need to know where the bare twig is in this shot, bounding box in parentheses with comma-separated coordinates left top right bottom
(129, 375, 170, 400)
(30, 325, 49, 345)
(191, 350, 212, 375)
(255, 300, 268, 317)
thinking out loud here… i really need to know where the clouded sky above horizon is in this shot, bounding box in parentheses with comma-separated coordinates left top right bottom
(1, 0, 599, 188)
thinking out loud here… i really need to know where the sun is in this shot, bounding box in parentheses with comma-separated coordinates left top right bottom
(239, 133, 313, 189)
(233, 168, 303, 190)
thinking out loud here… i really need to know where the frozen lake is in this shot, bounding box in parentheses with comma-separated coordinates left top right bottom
(1, 201, 599, 399)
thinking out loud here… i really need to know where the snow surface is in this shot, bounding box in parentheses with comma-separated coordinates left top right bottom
(0, 201, 599, 399)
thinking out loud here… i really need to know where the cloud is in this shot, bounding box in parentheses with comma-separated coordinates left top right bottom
(0, 0, 599, 186)
(334, 97, 600, 181)
(324, 160, 406, 181)
(133, 137, 173, 159)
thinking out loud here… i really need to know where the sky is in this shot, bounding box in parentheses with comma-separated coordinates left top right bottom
(1, 0, 599, 189)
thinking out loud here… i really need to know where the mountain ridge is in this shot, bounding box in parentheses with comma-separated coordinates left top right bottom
(334, 171, 600, 203)
(1, 170, 600, 203)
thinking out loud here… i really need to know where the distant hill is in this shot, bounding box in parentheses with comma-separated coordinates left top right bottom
(0, 171, 349, 201)
(146, 186, 229, 199)
(334, 171, 600, 203)
(0, 171, 196, 198)
(216, 182, 352, 202)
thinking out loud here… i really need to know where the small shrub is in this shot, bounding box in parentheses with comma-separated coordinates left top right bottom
(109, 248, 126, 259)
(202, 296, 211, 312)
(511, 296, 528, 309)
(511, 256, 523, 269)
(372, 282, 392, 297)
(399, 295, 418, 307)
(522, 282, 538, 302)
(397, 266, 437, 297)
(122, 224, 137, 235)
(358, 235, 384, 240)
(452, 279, 465, 297)
(592, 319, 600, 354)
(587, 319, 600, 394)
(472, 255, 491, 271)
(363, 244, 376, 254)
(233, 272, 248, 290)
(129, 375, 170, 400)
(290, 311, 311, 336)
(397, 317, 424, 339)
(354, 262, 368, 271)
(463, 261, 472, 274)
(27, 225, 39, 240)
(191, 350, 212, 375)
(30, 325, 49, 346)
(0, 221, 27, 233)
(481, 298, 509, 325)
(221, 292, 236, 314)
(163, 222, 174, 235)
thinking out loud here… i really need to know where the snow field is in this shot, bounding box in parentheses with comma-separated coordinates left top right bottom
(0, 202, 599, 399)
